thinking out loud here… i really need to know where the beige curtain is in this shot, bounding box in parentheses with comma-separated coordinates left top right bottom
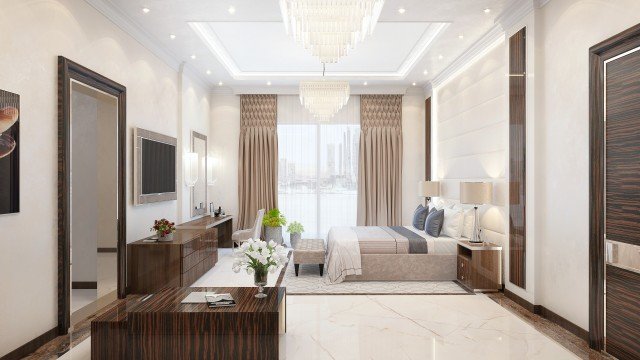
(238, 94, 278, 230)
(357, 95, 403, 226)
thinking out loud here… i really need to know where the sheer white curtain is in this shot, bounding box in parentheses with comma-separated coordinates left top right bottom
(278, 95, 360, 239)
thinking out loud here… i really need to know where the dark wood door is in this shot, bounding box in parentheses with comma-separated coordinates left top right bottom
(605, 47, 640, 360)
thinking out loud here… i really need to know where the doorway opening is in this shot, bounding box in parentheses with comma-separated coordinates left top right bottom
(58, 57, 127, 334)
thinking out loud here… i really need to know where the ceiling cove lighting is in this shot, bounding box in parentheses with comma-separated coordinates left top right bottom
(279, 0, 385, 64)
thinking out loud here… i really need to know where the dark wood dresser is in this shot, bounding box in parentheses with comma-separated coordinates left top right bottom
(176, 215, 234, 248)
(127, 228, 218, 294)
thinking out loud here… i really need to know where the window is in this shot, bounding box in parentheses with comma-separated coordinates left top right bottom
(277, 95, 360, 239)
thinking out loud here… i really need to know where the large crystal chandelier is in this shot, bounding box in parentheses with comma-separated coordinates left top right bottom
(299, 78, 350, 122)
(280, 0, 385, 63)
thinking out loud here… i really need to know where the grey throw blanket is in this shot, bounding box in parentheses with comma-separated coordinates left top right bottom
(389, 226, 429, 254)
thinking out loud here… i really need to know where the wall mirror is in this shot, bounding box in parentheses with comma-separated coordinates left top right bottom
(191, 131, 207, 217)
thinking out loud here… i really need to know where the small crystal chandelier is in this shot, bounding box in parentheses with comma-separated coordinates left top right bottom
(280, 0, 385, 63)
(299, 65, 350, 121)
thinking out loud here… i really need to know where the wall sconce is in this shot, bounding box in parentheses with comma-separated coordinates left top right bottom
(185, 152, 199, 187)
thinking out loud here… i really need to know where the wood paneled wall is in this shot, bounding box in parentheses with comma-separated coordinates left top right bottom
(509, 28, 527, 288)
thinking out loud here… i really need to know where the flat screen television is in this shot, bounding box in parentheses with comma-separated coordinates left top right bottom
(133, 128, 177, 205)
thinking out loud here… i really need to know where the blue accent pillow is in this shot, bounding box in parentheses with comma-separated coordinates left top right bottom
(425, 208, 445, 237)
(412, 204, 429, 230)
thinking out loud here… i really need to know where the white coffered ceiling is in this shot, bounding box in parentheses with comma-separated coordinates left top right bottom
(88, 0, 517, 92)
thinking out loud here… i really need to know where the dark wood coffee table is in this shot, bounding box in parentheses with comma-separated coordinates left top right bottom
(92, 287, 286, 359)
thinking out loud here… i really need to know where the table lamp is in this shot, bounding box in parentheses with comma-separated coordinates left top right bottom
(460, 182, 493, 243)
(418, 181, 440, 207)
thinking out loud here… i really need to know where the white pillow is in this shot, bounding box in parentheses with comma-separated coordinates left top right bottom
(461, 209, 475, 239)
(442, 208, 464, 238)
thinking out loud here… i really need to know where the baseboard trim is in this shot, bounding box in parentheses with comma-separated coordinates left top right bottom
(503, 289, 588, 341)
(0, 327, 58, 360)
(97, 247, 117, 253)
(72, 281, 97, 289)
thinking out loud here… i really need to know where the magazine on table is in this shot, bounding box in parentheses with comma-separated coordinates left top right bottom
(205, 293, 236, 308)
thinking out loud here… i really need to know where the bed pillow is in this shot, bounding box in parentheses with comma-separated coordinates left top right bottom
(424, 208, 444, 237)
(461, 209, 475, 239)
(412, 204, 430, 230)
(442, 208, 464, 238)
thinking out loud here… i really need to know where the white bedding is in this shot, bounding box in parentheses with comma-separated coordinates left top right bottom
(325, 226, 458, 284)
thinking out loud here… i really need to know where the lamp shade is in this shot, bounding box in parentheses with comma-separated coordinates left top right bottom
(460, 182, 492, 205)
(418, 181, 440, 197)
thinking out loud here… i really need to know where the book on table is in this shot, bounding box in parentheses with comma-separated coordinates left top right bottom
(205, 293, 236, 308)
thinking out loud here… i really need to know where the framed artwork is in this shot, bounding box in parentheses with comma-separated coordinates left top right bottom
(0, 89, 19, 214)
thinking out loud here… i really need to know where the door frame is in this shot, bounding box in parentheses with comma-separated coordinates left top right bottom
(57, 56, 127, 335)
(589, 23, 640, 350)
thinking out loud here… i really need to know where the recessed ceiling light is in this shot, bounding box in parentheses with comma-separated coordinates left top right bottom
(398, 7, 406, 14)
(363, 81, 368, 86)
(142, 7, 150, 14)
(169, 34, 176, 40)
(484, 8, 491, 13)
(458, 34, 464, 39)
(423, 70, 428, 75)
(206, 70, 211, 75)
(267, 81, 272, 86)
(218, 81, 223, 86)
(438, 54, 444, 60)
(228, 6, 236, 14)
(412, 82, 417, 86)
(190, 54, 196, 60)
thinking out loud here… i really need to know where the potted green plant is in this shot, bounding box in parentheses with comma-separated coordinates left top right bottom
(287, 221, 304, 246)
(262, 208, 286, 245)
(151, 218, 176, 242)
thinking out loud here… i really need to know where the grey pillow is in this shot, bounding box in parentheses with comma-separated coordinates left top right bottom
(412, 204, 429, 230)
(425, 208, 444, 237)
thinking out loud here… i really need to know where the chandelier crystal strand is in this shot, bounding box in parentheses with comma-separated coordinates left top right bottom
(280, 0, 385, 63)
(299, 81, 350, 121)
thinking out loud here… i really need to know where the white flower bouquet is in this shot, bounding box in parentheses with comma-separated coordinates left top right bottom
(232, 239, 288, 297)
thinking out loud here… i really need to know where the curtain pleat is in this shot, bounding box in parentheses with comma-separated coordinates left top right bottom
(238, 95, 278, 230)
(357, 95, 403, 226)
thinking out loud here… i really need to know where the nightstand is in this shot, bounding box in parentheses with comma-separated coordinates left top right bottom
(456, 240, 502, 292)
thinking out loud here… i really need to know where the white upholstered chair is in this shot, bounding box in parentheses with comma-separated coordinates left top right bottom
(232, 209, 265, 248)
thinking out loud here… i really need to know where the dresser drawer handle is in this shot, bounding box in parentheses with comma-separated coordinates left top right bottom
(461, 263, 464, 268)
(461, 275, 464, 280)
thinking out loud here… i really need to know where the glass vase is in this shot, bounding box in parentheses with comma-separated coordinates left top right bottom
(254, 268, 268, 298)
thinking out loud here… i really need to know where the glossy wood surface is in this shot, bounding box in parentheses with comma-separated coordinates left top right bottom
(57, 56, 127, 335)
(127, 228, 218, 294)
(177, 215, 234, 248)
(589, 22, 640, 351)
(606, 265, 640, 359)
(91, 287, 285, 360)
(457, 241, 502, 292)
(508, 28, 527, 289)
(605, 49, 640, 246)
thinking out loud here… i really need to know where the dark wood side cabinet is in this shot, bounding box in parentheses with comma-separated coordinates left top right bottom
(91, 287, 286, 360)
(457, 240, 502, 292)
(127, 228, 218, 294)
(177, 215, 234, 248)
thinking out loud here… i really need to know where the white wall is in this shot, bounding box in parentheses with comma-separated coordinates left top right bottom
(534, 0, 640, 330)
(209, 94, 241, 230)
(0, 0, 208, 355)
(179, 71, 211, 223)
(402, 90, 426, 224)
(434, 41, 508, 249)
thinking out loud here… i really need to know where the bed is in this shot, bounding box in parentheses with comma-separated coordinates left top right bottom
(325, 226, 459, 284)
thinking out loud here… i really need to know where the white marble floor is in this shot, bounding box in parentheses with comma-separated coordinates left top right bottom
(59, 249, 580, 359)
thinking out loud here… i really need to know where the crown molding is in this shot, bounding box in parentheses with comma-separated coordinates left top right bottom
(495, 0, 535, 31)
(231, 85, 409, 95)
(210, 87, 235, 96)
(423, 82, 433, 98)
(84, 0, 182, 71)
(181, 64, 212, 91)
(431, 25, 505, 89)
